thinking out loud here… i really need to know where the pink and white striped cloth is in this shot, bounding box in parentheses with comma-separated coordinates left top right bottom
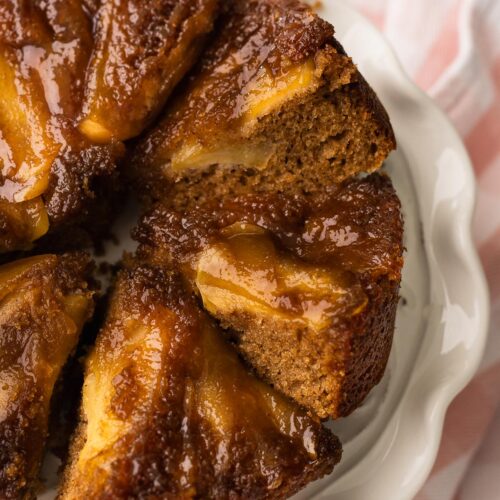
(342, 0, 500, 498)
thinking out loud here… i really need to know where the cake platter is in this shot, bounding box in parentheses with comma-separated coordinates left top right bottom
(294, 1, 488, 499)
(39, 1, 489, 499)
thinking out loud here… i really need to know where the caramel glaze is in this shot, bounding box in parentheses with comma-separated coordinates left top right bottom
(80, 0, 220, 142)
(61, 264, 341, 499)
(135, 173, 404, 283)
(0, 0, 121, 232)
(1, 0, 219, 249)
(0, 253, 94, 499)
(135, 0, 336, 169)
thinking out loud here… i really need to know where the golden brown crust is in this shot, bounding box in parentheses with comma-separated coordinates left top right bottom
(134, 173, 404, 418)
(0, 0, 220, 252)
(336, 276, 399, 416)
(131, 0, 396, 209)
(60, 265, 341, 499)
(0, 253, 95, 499)
(0, 0, 122, 248)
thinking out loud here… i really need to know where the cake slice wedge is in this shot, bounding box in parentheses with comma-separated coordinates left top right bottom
(131, 0, 396, 210)
(61, 264, 341, 499)
(0, 0, 120, 251)
(134, 173, 404, 419)
(0, 254, 95, 499)
(0, 0, 220, 252)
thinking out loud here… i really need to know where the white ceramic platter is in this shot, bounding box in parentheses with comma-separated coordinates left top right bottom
(296, 1, 489, 498)
(40, 1, 489, 499)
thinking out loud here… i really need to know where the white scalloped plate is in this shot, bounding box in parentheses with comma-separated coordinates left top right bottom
(41, 2, 489, 499)
(294, 1, 490, 499)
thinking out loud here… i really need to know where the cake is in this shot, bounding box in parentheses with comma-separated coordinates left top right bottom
(134, 173, 404, 419)
(0, 0, 219, 252)
(131, 0, 396, 210)
(0, 254, 94, 499)
(61, 263, 341, 499)
(0, 1, 405, 496)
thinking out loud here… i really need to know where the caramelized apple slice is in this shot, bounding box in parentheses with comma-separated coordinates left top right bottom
(170, 140, 276, 173)
(195, 224, 368, 332)
(79, 0, 219, 142)
(61, 265, 341, 499)
(0, 0, 94, 203)
(0, 254, 94, 499)
(0, 48, 59, 202)
(241, 59, 318, 125)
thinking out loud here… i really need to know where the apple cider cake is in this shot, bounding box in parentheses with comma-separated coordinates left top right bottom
(134, 174, 404, 419)
(0, 0, 404, 497)
(61, 263, 341, 499)
(0, 254, 94, 499)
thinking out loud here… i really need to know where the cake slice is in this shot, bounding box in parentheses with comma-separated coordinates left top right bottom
(134, 173, 404, 419)
(131, 0, 396, 209)
(61, 264, 341, 499)
(0, 254, 94, 499)
(0, 0, 120, 250)
(0, 0, 220, 252)
(79, 0, 220, 143)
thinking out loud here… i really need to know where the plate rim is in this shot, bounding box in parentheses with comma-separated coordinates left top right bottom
(313, 2, 491, 498)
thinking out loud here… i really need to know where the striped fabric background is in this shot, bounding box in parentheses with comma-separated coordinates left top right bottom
(341, 0, 500, 498)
